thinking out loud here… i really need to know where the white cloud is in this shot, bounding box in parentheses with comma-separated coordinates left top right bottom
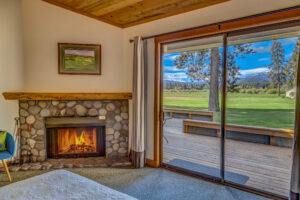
(164, 54, 179, 61)
(253, 46, 270, 53)
(164, 72, 188, 82)
(164, 66, 182, 72)
(239, 67, 269, 75)
(258, 57, 269, 62)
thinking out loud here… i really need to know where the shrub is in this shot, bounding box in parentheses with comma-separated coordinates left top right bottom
(266, 88, 277, 94)
(245, 88, 258, 94)
(257, 89, 264, 94)
(280, 90, 286, 94)
(239, 89, 246, 93)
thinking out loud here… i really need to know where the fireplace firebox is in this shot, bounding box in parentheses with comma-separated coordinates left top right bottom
(46, 118, 105, 158)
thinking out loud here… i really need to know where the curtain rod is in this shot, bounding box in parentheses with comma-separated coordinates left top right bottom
(129, 5, 300, 43)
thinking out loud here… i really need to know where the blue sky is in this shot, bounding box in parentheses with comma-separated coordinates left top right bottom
(163, 37, 298, 82)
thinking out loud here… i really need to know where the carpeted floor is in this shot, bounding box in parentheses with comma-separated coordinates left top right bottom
(0, 167, 270, 200)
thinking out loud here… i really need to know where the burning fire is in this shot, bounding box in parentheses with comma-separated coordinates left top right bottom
(75, 130, 89, 146)
(57, 128, 97, 154)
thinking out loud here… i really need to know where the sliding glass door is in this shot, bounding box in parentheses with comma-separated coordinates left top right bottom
(160, 22, 300, 198)
(162, 35, 224, 179)
(224, 26, 300, 197)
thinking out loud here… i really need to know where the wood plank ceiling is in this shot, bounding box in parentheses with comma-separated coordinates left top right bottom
(43, 0, 229, 28)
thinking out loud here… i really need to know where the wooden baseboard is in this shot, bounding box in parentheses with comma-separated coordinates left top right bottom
(146, 159, 159, 168)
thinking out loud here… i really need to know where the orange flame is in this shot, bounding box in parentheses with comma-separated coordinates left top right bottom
(57, 128, 97, 154)
(75, 130, 88, 145)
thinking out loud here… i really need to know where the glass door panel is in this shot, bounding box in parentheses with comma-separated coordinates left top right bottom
(225, 26, 300, 197)
(162, 35, 224, 178)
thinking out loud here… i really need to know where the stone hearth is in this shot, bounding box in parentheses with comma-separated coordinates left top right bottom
(19, 100, 129, 162)
(6, 157, 132, 172)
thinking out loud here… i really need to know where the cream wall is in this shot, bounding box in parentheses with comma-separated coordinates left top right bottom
(0, 0, 24, 133)
(122, 0, 300, 160)
(22, 0, 127, 92)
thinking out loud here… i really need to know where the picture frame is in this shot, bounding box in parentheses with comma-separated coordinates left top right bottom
(58, 43, 101, 75)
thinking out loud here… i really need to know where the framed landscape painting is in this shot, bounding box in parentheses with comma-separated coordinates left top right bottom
(58, 43, 101, 75)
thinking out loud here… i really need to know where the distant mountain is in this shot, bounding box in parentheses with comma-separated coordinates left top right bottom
(164, 80, 183, 83)
(164, 80, 206, 84)
(238, 72, 269, 84)
(164, 72, 270, 84)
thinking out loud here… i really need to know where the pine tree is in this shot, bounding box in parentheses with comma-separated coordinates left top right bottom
(174, 48, 220, 111)
(174, 44, 254, 111)
(268, 40, 286, 96)
(209, 48, 220, 111)
(226, 53, 241, 92)
(226, 44, 255, 92)
(174, 49, 209, 83)
(284, 37, 300, 89)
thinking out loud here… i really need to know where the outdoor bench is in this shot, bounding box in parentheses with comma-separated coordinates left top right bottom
(164, 108, 214, 121)
(183, 119, 294, 147)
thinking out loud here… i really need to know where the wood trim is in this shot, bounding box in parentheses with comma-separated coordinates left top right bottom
(122, 0, 229, 28)
(144, 6, 300, 41)
(156, 25, 220, 43)
(154, 38, 162, 166)
(42, 0, 123, 28)
(183, 119, 294, 138)
(2, 92, 132, 100)
(155, 7, 300, 44)
(220, 8, 300, 33)
(146, 159, 159, 168)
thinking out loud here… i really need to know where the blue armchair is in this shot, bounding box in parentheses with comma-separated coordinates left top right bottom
(0, 132, 15, 182)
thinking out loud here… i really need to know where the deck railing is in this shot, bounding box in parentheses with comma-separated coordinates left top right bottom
(183, 119, 294, 147)
(163, 108, 214, 121)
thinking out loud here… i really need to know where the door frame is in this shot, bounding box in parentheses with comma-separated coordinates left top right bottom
(152, 7, 300, 200)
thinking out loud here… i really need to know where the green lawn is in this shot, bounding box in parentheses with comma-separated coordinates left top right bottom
(163, 91, 295, 129)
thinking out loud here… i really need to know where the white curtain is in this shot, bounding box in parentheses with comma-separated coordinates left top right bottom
(129, 36, 154, 168)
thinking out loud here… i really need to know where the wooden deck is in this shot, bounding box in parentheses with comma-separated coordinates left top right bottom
(163, 118, 292, 197)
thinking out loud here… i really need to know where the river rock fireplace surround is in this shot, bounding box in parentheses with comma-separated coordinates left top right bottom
(18, 99, 129, 163)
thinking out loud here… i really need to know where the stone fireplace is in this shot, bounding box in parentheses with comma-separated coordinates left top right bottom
(19, 100, 129, 163)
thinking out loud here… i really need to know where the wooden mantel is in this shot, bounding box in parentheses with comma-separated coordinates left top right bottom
(2, 92, 132, 100)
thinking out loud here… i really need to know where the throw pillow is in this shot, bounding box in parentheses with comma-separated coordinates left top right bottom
(0, 131, 7, 151)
